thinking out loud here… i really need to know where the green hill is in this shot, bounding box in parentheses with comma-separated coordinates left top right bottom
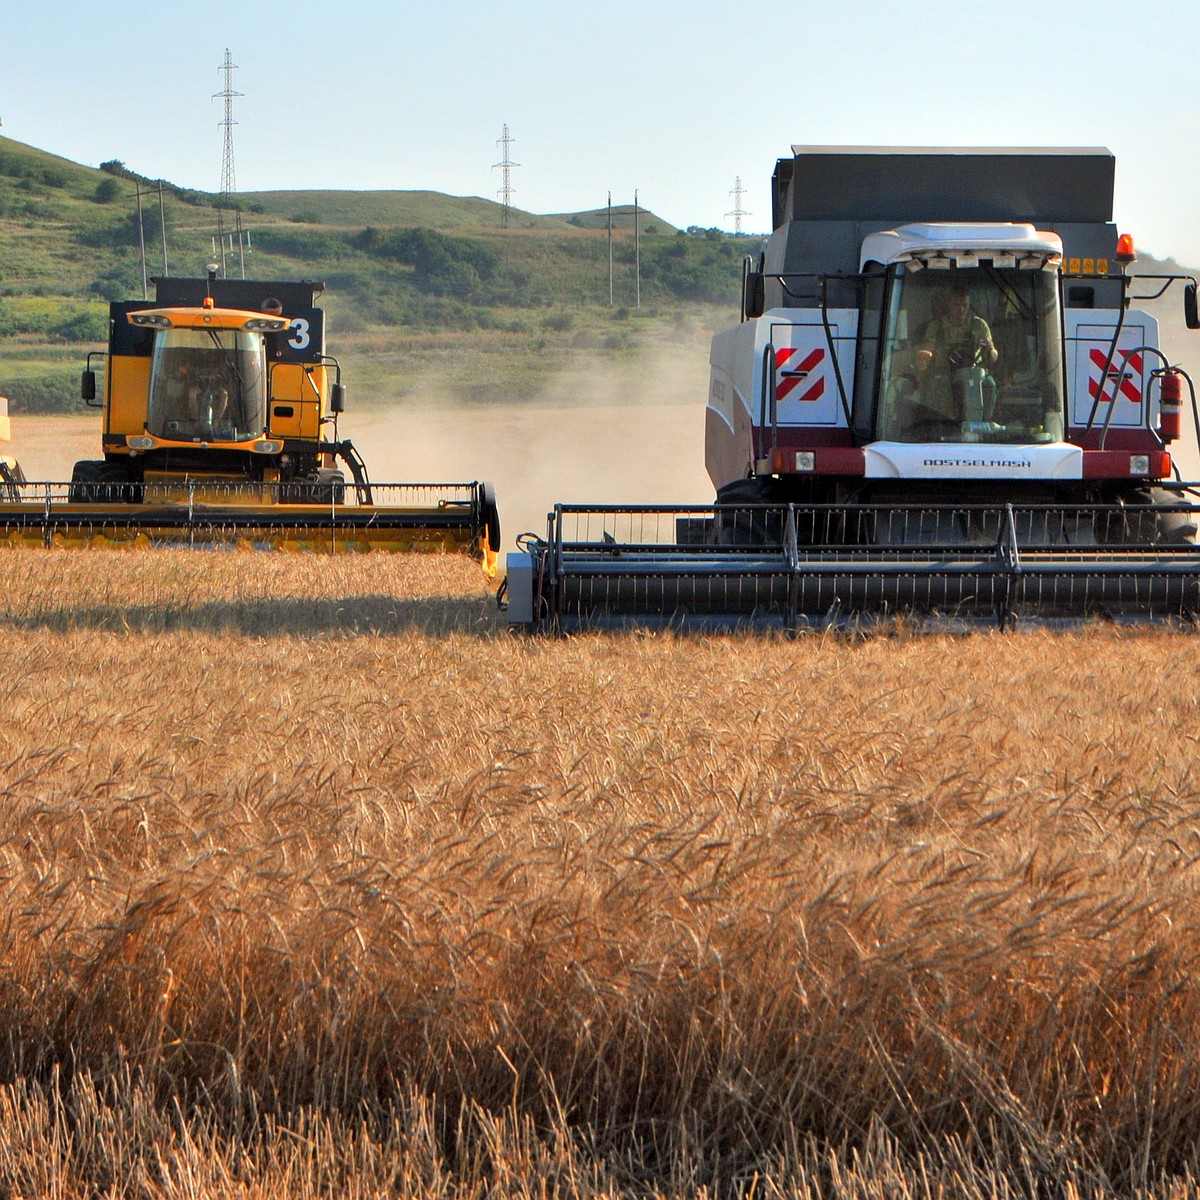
(0, 135, 746, 412)
(247, 188, 562, 229)
(15, 134, 1193, 419)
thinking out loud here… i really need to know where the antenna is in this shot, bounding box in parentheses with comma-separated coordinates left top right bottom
(492, 124, 519, 228)
(725, 176, 750, 234)
(213, 49, 245, 276)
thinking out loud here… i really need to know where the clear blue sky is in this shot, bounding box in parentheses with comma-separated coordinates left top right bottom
(5, 0, 1199, 261)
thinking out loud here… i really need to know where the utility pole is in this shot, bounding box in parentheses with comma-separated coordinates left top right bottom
(492, 124, 519, 228)
(213, 49, 243, 276)
(725, 176, 750, 234)
(158, 181, 169, 277)
(607, 192, 613, 306)
(135, 182, 148, 299)
(634, 190, 640, 308)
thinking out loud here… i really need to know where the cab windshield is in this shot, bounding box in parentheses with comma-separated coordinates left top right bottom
(873, 265, 1065, 444)
(147, 328, 267, 442)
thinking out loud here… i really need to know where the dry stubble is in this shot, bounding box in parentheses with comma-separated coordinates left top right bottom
(1, 548, 1199, 1196)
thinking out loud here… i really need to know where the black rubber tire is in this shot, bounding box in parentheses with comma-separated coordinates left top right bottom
(480, 481, 501, 553)
(315, 469, 346, 505)
(1147, 486, 1198, 544)
(278, 471, 346, 505)
(69, 459, 135, 503)
(68, 460, 103, 503)
(1098, 487, 1197, 546)
(712, 477, 784, 547)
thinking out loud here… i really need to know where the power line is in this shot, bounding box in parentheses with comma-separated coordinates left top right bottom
(725, 176, 750, 234)
(492, 124, 519, 228)
(214, 49, 241, 197)
(212, 49, 246, 276)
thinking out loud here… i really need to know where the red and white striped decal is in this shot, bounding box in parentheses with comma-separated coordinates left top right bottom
(1088, 347, 1143, 405)
(775, 346, 825, 403)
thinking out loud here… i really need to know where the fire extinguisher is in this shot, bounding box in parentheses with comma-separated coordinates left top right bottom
(1158, 369, 1183, 442)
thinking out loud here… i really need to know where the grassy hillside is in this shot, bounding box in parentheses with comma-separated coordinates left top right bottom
(239, 186, 567, 229)
(237, 188, 665, 234)
(0, 135, 742, 413)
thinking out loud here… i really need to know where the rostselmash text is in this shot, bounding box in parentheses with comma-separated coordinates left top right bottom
(923, 458, 1033, 470)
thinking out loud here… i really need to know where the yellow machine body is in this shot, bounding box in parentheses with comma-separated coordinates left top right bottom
(3, 278, 500, 568)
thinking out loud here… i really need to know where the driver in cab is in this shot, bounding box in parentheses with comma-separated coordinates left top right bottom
(185, 375, 230, 427)
(160, 361, 230, 438)
(917, 287, 997, 376)
(914, 286, 998, 427)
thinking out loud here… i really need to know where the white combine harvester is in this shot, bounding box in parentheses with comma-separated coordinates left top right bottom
(507, 146, 1200, 630)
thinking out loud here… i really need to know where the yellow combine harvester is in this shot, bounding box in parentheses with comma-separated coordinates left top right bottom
(1, 273, 500, 568)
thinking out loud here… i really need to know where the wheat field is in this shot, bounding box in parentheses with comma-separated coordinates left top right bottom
(2, 549, 1200, 1197)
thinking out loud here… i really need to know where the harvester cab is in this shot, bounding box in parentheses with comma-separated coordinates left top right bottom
(76, 274, 362, 502)
(846, 224, 1067, 451)
(507, 147, 1200, 631)
(2, 274, 500, 565)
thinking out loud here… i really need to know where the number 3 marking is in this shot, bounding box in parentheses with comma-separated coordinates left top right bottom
(288, 318, 311, 350)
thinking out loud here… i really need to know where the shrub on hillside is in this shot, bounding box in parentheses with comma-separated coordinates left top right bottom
(76, 209, 162, 251)
(92, 178, 122, 204)
(98, 160, 142, 181)
(0, 299, 107, 343)
(3, 371, 81, 414)
(0, 152, 71, 190)
(90, 264, 145, 302)
(252, 228, 347, 260)
(0, 304, 52, 337)
(351, 228, 498, 296)
(640, 238, 742, 302)
(50, 308, 107, 342)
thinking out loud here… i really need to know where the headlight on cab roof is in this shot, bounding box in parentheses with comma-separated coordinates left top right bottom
(243, 317, 290, 332)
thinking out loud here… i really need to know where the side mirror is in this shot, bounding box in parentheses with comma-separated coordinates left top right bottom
(330, 382, 346, 413)
(1186, 282, 1200, 331)
(744, 271, 765, 320)
(81, 369, 97, 404)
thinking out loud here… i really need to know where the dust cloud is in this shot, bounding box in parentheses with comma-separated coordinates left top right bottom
(342, 344, 714, 549)
(3, 343, 716, 555)
(4, 416, 99, 482)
